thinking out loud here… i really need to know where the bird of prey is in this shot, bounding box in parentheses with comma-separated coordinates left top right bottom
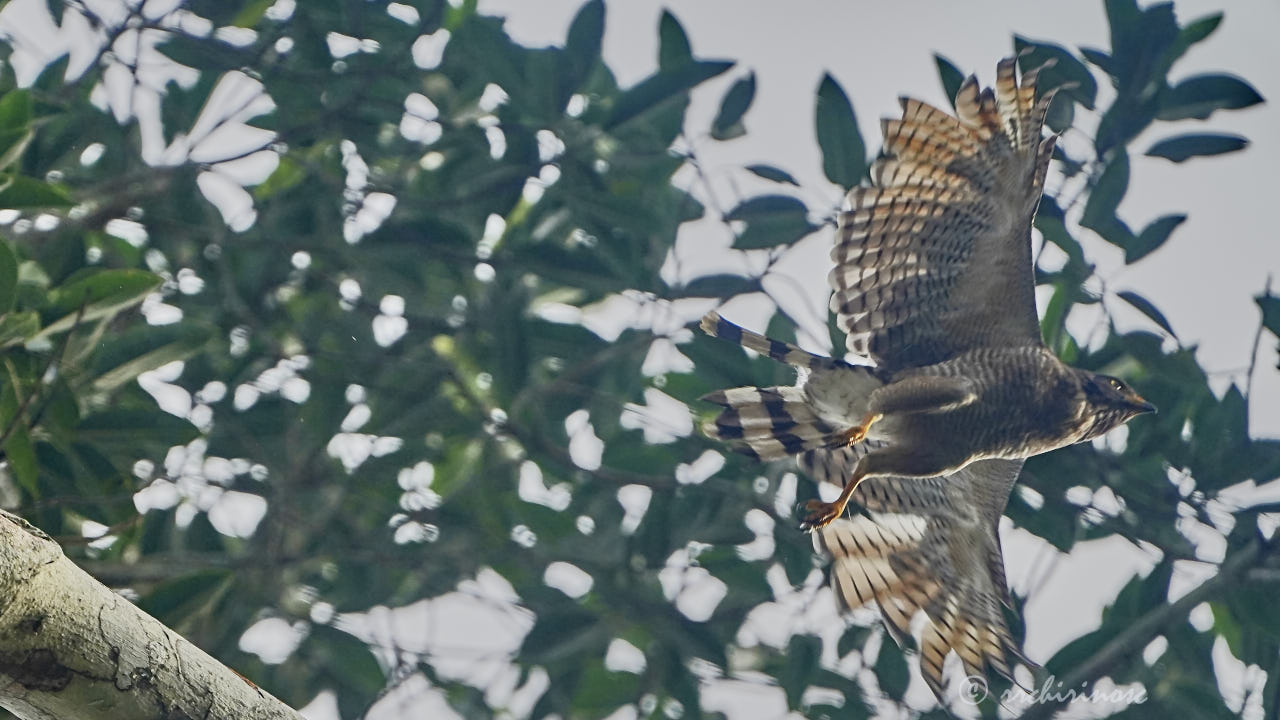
(699, 56, 1154, 700)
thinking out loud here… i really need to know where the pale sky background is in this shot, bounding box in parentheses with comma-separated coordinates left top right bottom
(1, 0, 1277, 718)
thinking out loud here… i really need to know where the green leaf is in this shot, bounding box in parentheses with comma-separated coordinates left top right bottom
(1092, 1, 1179, 152)
(725, 195, 816, 250)
(1045, 628, 1109, 677)
(1223, 576, 1280, 638)
(1161, 681, 1238, 719)
(815, 73, 865, 188)
(606, 60, 734, 130)
(0, 90, 33, 132)
(33, 376, 79, 445)
(1211, 601, 1243, 659)
(0, 174, 73, 208)
(1080, 47, 1112, 74)
(1157, 74, 1263, 121)
(0, 240, 16, 313)
(571, 660, 641, 716)
(0, 311, 39, 348)
(231, 0, 274, 27)
(78, 409, 202, 448)
(1043, 89, 1075, 135)
(745, 164, 799, 186)
(138, 569, 233, 625)
(0, 91, 34, 172)
(1145, 133, 1248, 163)
(1014, 37, 1099, 110)
(1257, 293, 1280, 339)
(309, 625, 387, 696)
(0, 369, 38, 494)
(1, 422, 38, 494)
(658, 10, 692, 70)
(690, 503, 754, 545)
(874, 646, 910, 698)
(1081, 148, 1129, 231)
(252, 156, 305, 200)
(158, 32, 250, 72)
(521, 606, 609, 664)
(0, 128, 34, 174)
(1104, 0, 1178, 94)
(711, 72, 755, 141)
(933, 53, 965, 109)
(16, 260, 48, 294)
(47, 269, 161, 315)
(1035, 196, 1085, 267)
(1040, 281, 1074, 353)
(1125, 214, 1184, 264)
(1119, 289, 1177, 341)
(1183, 383, 1252, 491)
(40, 269, 162, 338)
(564, 0, 604, 84)
(43, 0, 65, 24)
(836, 626, 869, 658)
(780, 634, 820, 708)
(678, 274, 756, 299)
(1170, 13, 1222, 59)
(92, 323, 214, 392)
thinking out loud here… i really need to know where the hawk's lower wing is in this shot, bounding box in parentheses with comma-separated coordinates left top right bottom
(807, 454, 1029, 701)
(829, 57, 1058, 372)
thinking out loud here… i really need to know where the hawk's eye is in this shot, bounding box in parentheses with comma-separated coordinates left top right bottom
(1107, 378, 1126, 393)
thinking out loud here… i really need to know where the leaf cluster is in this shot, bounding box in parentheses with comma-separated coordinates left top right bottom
(0, 1, 1274, 718)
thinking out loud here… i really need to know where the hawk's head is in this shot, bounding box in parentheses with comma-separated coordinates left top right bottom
(1079, 372, 1156, 439)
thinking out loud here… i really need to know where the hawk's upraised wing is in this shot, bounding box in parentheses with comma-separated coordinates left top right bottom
(829, 57, 1058, 373)
(808, 455, 1030, 699)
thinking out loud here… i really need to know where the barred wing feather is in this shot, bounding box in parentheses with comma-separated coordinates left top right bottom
(830, 57, 1059, 372)
(811, 458, 1030, 699)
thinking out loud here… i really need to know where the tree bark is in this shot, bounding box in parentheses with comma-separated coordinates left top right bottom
(0, 510, 303, 720)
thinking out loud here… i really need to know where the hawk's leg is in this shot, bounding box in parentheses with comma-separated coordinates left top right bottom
(799, 445, 958, 531)
(832, 377, 974, 449)
(868, 375, 978, 416)
(841, 411, 882, 445)
(799, 467, 869, 531)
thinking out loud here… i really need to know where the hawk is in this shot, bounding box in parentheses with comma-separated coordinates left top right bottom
(699, 57, 1154, 700)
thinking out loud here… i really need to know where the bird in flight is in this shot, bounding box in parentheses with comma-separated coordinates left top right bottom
(699, 56, 1155, 701)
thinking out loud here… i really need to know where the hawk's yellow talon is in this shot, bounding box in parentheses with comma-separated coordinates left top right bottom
(799, 498, 846, 531)
(842, 412, 883, 446)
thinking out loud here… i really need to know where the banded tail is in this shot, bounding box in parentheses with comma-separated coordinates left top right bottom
(699, 311, 838, 371)
(699, 312, 880, 462)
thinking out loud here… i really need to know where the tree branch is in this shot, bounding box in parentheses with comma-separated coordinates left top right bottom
(1019, 537, 1271, 720)
(1245, 275, 1272, 404)
(0, 510, 303, 720)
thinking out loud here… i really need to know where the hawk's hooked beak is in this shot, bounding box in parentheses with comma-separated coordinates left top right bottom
(1127, 394, 1156, 415)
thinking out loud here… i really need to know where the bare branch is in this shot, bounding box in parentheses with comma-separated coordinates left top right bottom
(0, 511, 303, 720)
